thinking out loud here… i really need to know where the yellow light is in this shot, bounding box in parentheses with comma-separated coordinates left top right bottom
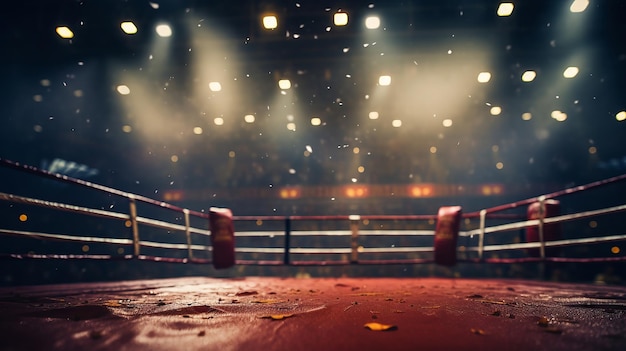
(120, 21, 138, 34)
(429, 146, 437, 154)
(497, 2, 515, 17)
(365, 16, 380, 29)
(170, 155, 179, 162)
(286, 122, 296, 131)
(19, 214, 28, 222)
(228, 151, 236, 158)
(56, 26, 74, 39)
(122, 125, 132, 133)
(116, 85, 131, 95)
(482, 186, 492, 196)
(263, 15, 278, 29)
(353, 147, 360, 154)
(378, 75, 391, 86)
(521, 70, 536, 82)
(346, 188, 355, 197)
(391, 119, 402, 127)
(334, 12, 349, 26)
(244, 114, 256, 123)
(278, 79, 291, 90)
(522, 112, 532, 120)
(155, 24, 172, 37)
(551, 110, 567, 122)
(442, 119, 453, 127)
(496, 162, 504, 169)
(570, 0, 589, 13)
(477, 72, 491, 83)
(357, 166, 365, 173)
(193, 127, 203, 135)
(563, 66, 579, 78)
(368, 111, 379, 120)
(588, 146, 597, 154)
(411, 187, 422, 197)
(616, 111, 626, 122)
(311, 117, 322, 126)
(209, 82, 222, 92)
(82, 245, 90, 253)
(490, 106, 502, 115)
(214, 117, 224, 126)
(611, 246, 620, 254)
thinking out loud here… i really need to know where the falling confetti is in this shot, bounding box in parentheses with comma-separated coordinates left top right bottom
(364, 322, 398, 331)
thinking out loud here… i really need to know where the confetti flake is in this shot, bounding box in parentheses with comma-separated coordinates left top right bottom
(364, 322, 398, 331)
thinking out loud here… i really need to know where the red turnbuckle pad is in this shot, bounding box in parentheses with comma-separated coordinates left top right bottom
(434, 206, 462, 266)
(209, 207, 236, 269)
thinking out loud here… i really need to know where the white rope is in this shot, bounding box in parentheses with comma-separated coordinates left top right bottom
(0, 228, 132, 245)
(461, 203, 626, 237)
(0, 192, 129, 221)
(463, 233, 626, 252)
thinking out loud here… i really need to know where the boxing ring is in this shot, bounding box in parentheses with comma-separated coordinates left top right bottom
(1, 158, 626, 351)
(1, 157, 625, 270)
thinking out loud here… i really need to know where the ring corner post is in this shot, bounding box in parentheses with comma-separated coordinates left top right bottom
(209, 207, 236, 269)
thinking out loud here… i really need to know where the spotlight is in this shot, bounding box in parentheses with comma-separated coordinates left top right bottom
(263, 15, 278, 29)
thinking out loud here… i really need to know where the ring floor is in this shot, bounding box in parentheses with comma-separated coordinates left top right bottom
(1, 276, 625, 351)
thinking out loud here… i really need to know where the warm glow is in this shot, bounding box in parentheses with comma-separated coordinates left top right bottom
(345, 186, 367, 198)
(616, 111, 626, 121)
(278, 79, 291, 90)
(357, 166, 365, 173)
(442, 119, 453, 127)
(365, 16, 380, 29)
(56, 26, 74, 39)
(570, 0, 589, 13)
(334, 12, 349, 26)
(588, 146, 597, 154)
(122, 125, 132, 133)
(244, 114, 256, 123)
(263, 15, 278, 29)
(19, 214, 28, 222)
(369, 111, 379, 120)
(410, 185, 434, 197)
(155, 24, 172, 37)
(551, 110, 568, 122)
(214, 117, 224, 125)
(170, 155, 179, 162)
(429, 146, 437, 154)
(522, 112, 532, 120)
(193, 127, 203, 135)
(611, 246, 621, 254)
(477, 72, 491, 83)
(116, 85, 131, 95)
(280, 188, 300, 199)
(391, 119, 402, 127)
(311, 117, 322, 126)
(490, 106, 502, 115)
(496, 162, 504, 169)
(121, 21, 138, 34)
(287, 122, 296, 131)
(497, 3, 515, 17)
(563, 66, 579, 78)
(209, 82, 222, 92)
(521, 70, 536, 82)
(378, 75, 391, 86)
